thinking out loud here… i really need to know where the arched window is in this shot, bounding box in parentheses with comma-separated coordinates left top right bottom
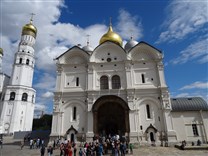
(9, 92, 15, 101)
(142, 74, 145, 83)
(32, 95, 34, 103)
(19, 58, 22, 64)
(76, 77, 79, 86)
(112, 75, 121, 89)
(22, 93, 28, 101)
(26, 59, 29, 65)
(73, 107, 77, 120)
(146, 104, 151, 119)
(100, 76, 109, 90)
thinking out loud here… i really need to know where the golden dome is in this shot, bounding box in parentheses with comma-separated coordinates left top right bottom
(22, 20, 37, 38)
(0, 48, 3, 55)
(99, 25, 123, 46)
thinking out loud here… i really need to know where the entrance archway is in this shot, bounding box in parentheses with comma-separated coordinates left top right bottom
(92, 95, 130, 136)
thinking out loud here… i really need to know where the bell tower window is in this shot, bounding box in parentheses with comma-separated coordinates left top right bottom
(19, 58, 22, 64)
(26, 59, 29, 65)
(22, 93, 28, 101)
(9, 92, 16, 101)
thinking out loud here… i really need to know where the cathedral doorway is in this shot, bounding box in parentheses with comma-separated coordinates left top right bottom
(150, 132, 155, 142)
(92, 95, 130, 136)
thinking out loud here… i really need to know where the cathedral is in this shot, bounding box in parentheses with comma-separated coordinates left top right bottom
(0, 18, 207, 145)
(0, 18, 37, 134)
(50, 23, 208, 145)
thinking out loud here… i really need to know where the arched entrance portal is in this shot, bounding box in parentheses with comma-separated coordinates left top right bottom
(92, 95, 130, 136)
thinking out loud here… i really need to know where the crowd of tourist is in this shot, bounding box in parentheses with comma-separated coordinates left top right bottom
(20, 134, 133, 156)
(56, 134, 133, 156)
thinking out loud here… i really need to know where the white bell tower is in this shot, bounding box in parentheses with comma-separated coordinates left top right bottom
(0, 15, 37, 134)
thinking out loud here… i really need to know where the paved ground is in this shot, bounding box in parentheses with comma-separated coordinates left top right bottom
(0, 137, 207, 156)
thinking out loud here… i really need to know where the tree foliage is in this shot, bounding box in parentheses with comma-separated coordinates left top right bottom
(32, 114, 52, 130)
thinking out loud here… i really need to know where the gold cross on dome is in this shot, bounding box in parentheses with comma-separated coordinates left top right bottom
(30, 13, 35, 22)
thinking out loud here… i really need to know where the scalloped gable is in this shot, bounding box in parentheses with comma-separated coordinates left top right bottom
(56, 46, 90, 64)
(90, 40, 126, 62)
(56, 46, 90, 60)
(128, 41, 163, 60)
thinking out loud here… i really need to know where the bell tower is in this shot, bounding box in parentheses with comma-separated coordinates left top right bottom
(0, 15, 37, 134)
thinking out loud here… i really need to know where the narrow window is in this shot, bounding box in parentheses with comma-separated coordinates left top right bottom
(19, 58, 22, 64)
(32, 95, 34, 103)
(26, 59, 29, 65)
(146, 104, 151, 119)
(100, 76, 109, 90)
(9, 92, 15, 101)
(192, 124, 199, 136)
(142, 74, 145, 83)
(73, 107, 77, 120)
(22, 93, 28, 101)
(76, 77, 79, 86)
(112, 75, 121, 89)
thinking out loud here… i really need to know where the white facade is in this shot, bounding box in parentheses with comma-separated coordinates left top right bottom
(0, 19, 37, 134)
(50, 25, 208, 145)
(50, 36, 179, 144)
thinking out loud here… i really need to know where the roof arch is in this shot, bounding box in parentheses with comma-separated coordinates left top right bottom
(138, 97, 161, 109)
(90, 41, 127, 63)
(63, 99, 86, 110)
(128, 41, 163, 61)
(56, 46, 90, 64)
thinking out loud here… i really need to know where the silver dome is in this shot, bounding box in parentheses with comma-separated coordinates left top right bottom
(82, 45, 94, 52)
(124, 39, 138, 52)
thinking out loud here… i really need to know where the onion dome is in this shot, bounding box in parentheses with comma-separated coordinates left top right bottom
(83, 35, 94, 52)
(22, 19, 37, 38)
(124, 37, 138, 52)
(99, 24, 123, 46)
(0, 48, 3, 56)
(83, 45, 93, 52)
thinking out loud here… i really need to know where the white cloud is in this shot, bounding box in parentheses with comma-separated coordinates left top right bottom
(170, 39, 208, 64)
(42, 91, 54, 98)
(175, 93, 190, 97)
(34, 73, 56, 91)
(173, 92, 208, 101)
(156, 0, 208, 43)
(1, 0, 143, 115)
(35, 103, 46, 111)
(116, 9, 143, 40)
(180, 81, 208, 90)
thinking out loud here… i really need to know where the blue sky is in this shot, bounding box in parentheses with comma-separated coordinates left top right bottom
(0, 0, 208, 117)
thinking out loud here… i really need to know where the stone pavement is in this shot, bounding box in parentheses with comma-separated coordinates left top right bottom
(0, 144, 208, 156)
(0, 137, 207, 156)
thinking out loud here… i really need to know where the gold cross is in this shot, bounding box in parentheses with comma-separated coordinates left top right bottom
(30, 13, 35, 22)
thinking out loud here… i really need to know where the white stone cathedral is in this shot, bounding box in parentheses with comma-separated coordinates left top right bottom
(0, 18, 37, 134)
(50, 23, 208, 145)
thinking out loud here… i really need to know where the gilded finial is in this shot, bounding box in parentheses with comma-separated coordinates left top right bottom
(86, 34, 90, 45)
(129, 29, 134, 40)
(30, 13, 35, 24)
(109, 17, 112, 26)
